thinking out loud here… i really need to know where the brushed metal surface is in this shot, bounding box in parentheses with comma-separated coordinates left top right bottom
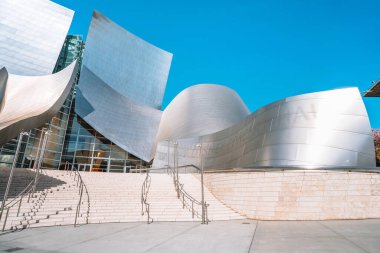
(0, 0, 74, 75)
(155, 84, 250, 143)
(153, 88, 376, 168)
(76, 11, 172, 161)
(82, 10, 172, 109)
(76, 66, 162, 162)
(0, 61, 78, 145)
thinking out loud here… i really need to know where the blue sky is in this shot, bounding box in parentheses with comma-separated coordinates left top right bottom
(55, 0, 380, 127)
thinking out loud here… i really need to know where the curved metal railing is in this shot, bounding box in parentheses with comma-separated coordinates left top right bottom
(167, 164, 209, 224)
(64, 162, 90, 227)
(141, 168, 153, 224)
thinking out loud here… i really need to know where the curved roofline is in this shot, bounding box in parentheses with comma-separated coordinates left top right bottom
(92, 10, 172, 56)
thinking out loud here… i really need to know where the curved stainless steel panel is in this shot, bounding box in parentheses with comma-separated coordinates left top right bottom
(155, 84, 250, 143)
(153, 88, 376, 168)
(0, 0, 74, 75)
(76, 66, 162, 162)
(83, 11, 172, 109)
(76, 11, 172, 161)
(0, 61, 78, 145)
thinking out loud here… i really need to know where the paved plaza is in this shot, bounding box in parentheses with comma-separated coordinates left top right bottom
(1, 219, 380, 252)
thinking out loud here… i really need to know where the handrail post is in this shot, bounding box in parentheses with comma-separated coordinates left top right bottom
(0, 131, 28, 221)
(27, 191, 31, 203)
(205, 202, 209, 224)
(2, 207, 10, 231)
(197, 144, 206, 224)
(141, 167, 152, 224)
(32, 128, 50, 196)
(75, 181, 83, 227)
(17, 196, 23, 217)
(166, 139, 170, 170)
(192, 202, 194, 218)
(173, 141, 179, 198)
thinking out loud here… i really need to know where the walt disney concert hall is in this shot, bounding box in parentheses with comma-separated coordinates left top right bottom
(1, 0, 380, 231)
(0, 4, 375, 171)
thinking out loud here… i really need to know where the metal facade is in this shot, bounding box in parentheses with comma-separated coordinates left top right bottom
(80, 11, 172, 109)
(0, 3, 375, 169)
(0, 61, 78, 145)
(155, 84, 250, 142)
(0, 0, 74, 76)
(76, 11, 172, 161)
(153, 87, 376, 168)
(76, 66, 162, 162)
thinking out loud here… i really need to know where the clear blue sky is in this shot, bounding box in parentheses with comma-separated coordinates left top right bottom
(55, 0, 380, 128)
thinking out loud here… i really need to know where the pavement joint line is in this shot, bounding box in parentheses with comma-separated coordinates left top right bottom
(317, 221, 371, 253)
(56, 223, 144, 251)
(247, 220, 258, 253)
(141, 223, 200, 253)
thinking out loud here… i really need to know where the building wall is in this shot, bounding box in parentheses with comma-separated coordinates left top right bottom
(82, 11, 172, 109)
(154, 88, 376, 168)
(200, 170, 380, 220)
(0, 0, 73, 75)
(155, 84, 250, 143)
(76, 11, 172, 162)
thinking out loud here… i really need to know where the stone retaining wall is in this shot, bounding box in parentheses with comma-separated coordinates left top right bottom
(201, 170, 380, 220)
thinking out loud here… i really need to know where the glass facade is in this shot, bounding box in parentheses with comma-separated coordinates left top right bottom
(61, 114, 145, 172)
(0, 35, 147, 172)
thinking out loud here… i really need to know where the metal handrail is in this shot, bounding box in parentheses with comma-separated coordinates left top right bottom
(202, 166, 380, 174)
(64, 162, 90, 227)
(141, 168, 153, 224)
(0, 169, 46, 231)
(2, 180, 34, 208)
(167, 165, 209, 224)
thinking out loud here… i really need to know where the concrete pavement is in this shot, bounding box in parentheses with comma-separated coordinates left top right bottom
(0, 219, 380, 252)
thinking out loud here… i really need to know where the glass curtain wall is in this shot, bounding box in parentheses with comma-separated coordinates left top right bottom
(61, 114, 146, 173)
(0, 35, 148, 172)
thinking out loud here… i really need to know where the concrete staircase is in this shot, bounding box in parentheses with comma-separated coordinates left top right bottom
(0, 169, 83, 231)
(80, 172, 244, 223)
(147, 173, 202, 222)
(79, 172, 146, 223)
(0, 168, 244, 231)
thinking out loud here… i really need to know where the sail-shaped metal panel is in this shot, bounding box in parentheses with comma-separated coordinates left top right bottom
(76, 66, 162, 162)
(0, 61, 78, 145)
(80, 11, 172, 109)
(76, 11, 172, 161)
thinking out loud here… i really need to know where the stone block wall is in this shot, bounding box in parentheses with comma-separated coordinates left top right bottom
(200, 170, 380, 220)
